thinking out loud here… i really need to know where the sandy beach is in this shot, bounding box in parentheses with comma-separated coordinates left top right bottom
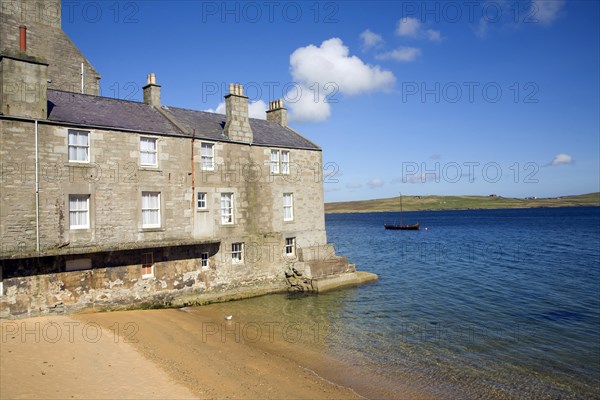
(1, 307, 365, 400)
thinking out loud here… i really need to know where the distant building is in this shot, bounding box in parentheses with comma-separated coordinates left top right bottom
(0, 0, 362, 318)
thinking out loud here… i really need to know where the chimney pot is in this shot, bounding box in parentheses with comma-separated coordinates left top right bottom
(224, 83, 253, 143)
(143, 73, 161, 106)
(266, 98, 287, 127)
(19, 25, 27, 52)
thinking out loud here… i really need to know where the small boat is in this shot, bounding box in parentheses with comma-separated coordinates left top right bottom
(384, 222, 420, 230)
(384, 194, 420, 230)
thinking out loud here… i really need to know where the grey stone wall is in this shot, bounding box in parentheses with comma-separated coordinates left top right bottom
(0, 117, 339, 317)
(0, 0, 100, 95)
(0, 54, 48, 118)
(224, 87, 253, 143)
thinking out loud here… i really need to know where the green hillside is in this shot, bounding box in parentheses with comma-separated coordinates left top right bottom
(325, 193, 600, 214)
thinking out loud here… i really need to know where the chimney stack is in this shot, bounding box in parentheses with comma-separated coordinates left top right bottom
(19, 25, 27, 52)
(224, 83, 253, 144)
(143, 73, 161, 106)
(266, 99, 287, 127)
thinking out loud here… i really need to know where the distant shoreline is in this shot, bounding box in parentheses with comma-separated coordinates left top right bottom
(325, 192, 599, 214)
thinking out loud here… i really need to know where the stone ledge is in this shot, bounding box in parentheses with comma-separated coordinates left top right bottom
(311, 271, 378, 293)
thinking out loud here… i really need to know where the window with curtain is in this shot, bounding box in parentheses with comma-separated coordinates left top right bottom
(68, 130, 89, 162)
(270, 150, 280, 174)
(142, 192, 161, 228)
(69, 195, 89, 229)
(283, 193, 294, 221)
(140, 137, 158, 166)
(281, 150, 290, 175)
(201, 143, 214, 171)
(221, 193, 234, 224)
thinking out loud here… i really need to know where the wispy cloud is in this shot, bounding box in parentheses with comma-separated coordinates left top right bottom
(474, 0, 565, 39)
(396, 17, 443, 41)
(376, 46, 421, 62)
(475, 17, 489, 39)
(396, 17, 421, 37)
(550, 153, 574, 166)
(367, 178, 384, 189)
(531, 0, 566, 25)
(360, 29, 384, 50)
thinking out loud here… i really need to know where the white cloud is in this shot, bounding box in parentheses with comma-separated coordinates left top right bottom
(550, 153, 574, 166)
(360, 29, 384, 50)
(287, 86, 331, 123)
(396, 17, 421, 37)
(426, 29, 442, 42)
(290, 38, 396, 96)
(204, 102, 225, 115)
(531, 0, 565, 25)
(205, 100, 267, 120)
(288, 38, 395, 122)
(248, 100, 268, 119)
(367, 178, 384, 189)
(396, 17, 443, 41)
(376, 46, 421, 62)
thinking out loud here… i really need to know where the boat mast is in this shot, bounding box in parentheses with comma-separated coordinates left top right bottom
(400, 193, 403, 225)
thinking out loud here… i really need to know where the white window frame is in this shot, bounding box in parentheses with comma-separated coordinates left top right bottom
(140, 136, 158, 167)
(270, 149, 290, 175)
(231, 243, 244, 264)
(281, 150, 290, 175)
(69, 195, 90, 229)
(285, 237, 296, 257)
(283, 193, 294, 221)
(201, 252, 209, 268)
(270, 149, 280, 174)
(197, 192, 207, 210)
(201, 143, 215, 171)
(220, 192, 234, 225)
(141, 252, 154, 278)
(68, 129, 90, 163)
(141, 191, 161, 229)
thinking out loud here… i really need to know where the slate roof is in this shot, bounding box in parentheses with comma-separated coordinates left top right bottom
(46, 90, 320, 150)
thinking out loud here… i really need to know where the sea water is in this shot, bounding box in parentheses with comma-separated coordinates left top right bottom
(200, 207, 600, 399)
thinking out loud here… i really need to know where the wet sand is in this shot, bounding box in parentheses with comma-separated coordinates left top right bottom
(1, 308, 362, 399)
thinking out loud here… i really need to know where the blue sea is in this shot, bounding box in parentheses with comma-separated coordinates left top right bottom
(203, 206, 600, 399)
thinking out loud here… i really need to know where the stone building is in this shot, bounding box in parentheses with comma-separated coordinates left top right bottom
(0, 0, 372, 318)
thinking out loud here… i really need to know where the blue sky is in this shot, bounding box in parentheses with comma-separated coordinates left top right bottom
(63, 0, 599, 202)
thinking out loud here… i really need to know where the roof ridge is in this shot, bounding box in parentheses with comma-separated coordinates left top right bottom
(47, 88, 147, 105)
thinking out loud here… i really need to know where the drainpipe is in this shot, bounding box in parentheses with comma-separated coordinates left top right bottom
(191, 129, 195, 210)
(35, 120, 40, 253)
(19, 25, 27, 52)
(81, 63, 84, 94)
